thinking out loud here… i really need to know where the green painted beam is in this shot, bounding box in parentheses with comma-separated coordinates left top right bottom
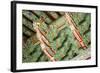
(46, 11, 59, 19)
(22, 10, 38, 21)
(32, 11, 53, 24)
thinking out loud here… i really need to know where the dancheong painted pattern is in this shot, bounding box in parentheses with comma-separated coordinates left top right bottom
(22, 10, 91, 62)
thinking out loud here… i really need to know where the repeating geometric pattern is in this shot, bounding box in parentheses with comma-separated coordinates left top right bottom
(22, 10, 91, 62)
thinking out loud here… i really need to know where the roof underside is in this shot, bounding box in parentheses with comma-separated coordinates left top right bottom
(22, 10, 91, 62)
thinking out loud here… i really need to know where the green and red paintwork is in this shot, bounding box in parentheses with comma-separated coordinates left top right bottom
(22, 10, 91, 62)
